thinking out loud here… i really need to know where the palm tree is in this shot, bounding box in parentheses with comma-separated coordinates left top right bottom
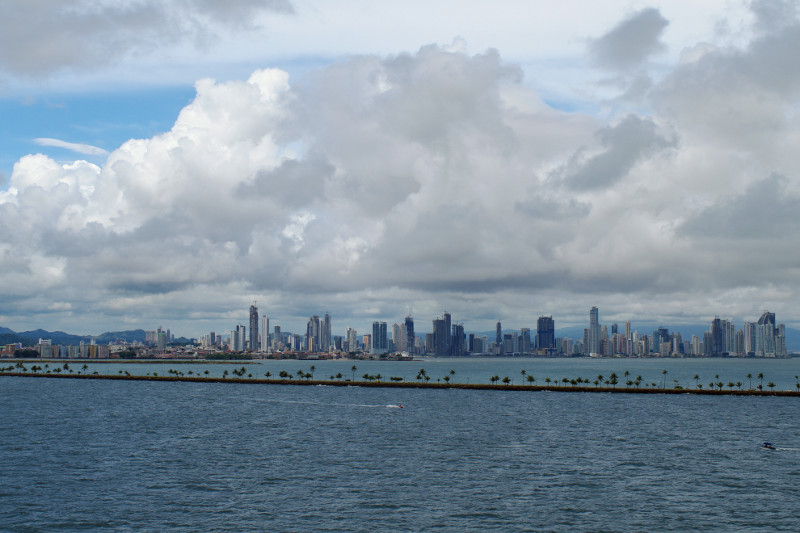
(662, 369, 668, 389)
(336, 372, 343, 381)
(443, 375, 450, 384)
(758, 372, 764, 390)
(490, 375, 498, 385)
(520, 369, 526, 385)
(609, 373, 618, 388)
(223, 370, 229, 379)
(694, 374, 700, 388)
(265, 371, 272, 380)
(597, 374, 604, 385)
(204, 369, 210, 377)
(82, 364, 89, 374)
(544, 377, 551, 387)
(351, 364, 357, 381)
(527, 374, 535, 385)
(635, 375, 642, 389)
(747, 373, 753, 390)
(768, 382, 776, 391)
(624, 370, 630, 387)
(450, 369, 456, 383)
(736, 381, 742, 391)
(502, 376, 511, 385)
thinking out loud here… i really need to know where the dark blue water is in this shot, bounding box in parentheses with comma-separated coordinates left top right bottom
(2, 377, 800, 531)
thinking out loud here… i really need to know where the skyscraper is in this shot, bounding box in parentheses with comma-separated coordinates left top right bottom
(249, 303, 259, 351)
(405, 315, 415, 354)
(536, 316, 555, 351)
(496, 321, 502, 347)
(433, 316, 449, 357)
(589, 306, 600, 355)
(322, 313, 331, 352)
(260, 315, 270, 353)
(307, 315, 320, 352)
(452, 323, 465, 356)
(371, 321, 388, 354)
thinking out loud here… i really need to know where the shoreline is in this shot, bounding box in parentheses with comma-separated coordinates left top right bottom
(3, 372, 800, 396)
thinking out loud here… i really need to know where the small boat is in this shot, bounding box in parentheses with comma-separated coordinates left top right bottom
(763, 442, 776, 450)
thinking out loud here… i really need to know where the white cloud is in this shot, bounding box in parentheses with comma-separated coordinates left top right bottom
(3, 2, 800, 336)
(34, 138, 109, 157)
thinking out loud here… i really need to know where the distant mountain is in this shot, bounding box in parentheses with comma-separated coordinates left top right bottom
(0, 327, 148, 346)
(93, 330, 147, 344)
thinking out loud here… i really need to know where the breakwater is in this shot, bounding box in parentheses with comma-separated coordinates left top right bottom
(3, 371, 800, 396)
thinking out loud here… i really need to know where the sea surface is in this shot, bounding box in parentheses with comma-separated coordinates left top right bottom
(3, 359, 800, 531)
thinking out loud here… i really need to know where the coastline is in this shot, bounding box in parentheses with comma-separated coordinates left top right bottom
(3, 371, 800, 396)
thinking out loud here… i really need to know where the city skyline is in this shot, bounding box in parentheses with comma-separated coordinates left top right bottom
(3, 1, 800, 336)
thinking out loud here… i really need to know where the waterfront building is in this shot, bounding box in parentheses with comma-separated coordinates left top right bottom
(452, 324, 465, 356)
(392, 323, 402, 351)
(371, 322, 388, 354)
(536, 316, 555, 351)
(432, 317, 449, 357)
(520, 328, 531, 353)
(322, 313, 331, 352)
(589, 307, 600, 356)
(405, 316, 415, 355)
(260, 316, 270, 353)
(249, 303, 259, 351)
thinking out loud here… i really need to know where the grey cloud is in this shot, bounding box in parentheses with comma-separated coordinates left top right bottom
(589, 8, 669, 71)
(678, 173, 800, 240)
(0, 0, 293, 76)
(556, 115, 676, 190)
(750, 0, 798, 35)
(239, 157, 334, 208)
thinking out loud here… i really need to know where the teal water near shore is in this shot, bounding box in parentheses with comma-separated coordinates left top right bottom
(2, 374, 800, 531)
(12, 356, 800, 390)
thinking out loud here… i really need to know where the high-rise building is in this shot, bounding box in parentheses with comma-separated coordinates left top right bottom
(273, 325, 281, 350)
(710, 317, 724, 356)
(307, 315, 320, 352)
(249, 303, 259, 351)
(589, 307, 600, 355)
(536, 316, 555, 351)
(496, 321, 502, 347)
(452, 324, 465, 356)
(321, 313, 331, 352)
(405, 316, 415, 355)
(231, 324, 246, 352)
(260, 315, 270, 353)
(433, 317, 449, 357)
(520, 328, 531, 353)
(372, 321, 388, 354)
(392, 323, 402, 351)
(443, 312, 452, 355)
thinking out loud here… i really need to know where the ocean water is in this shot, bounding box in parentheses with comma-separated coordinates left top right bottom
(17, 356, 800, 391)
(2, 375, 800, 531)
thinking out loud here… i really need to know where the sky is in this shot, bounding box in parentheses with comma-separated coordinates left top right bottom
(1, 0, 799, 338)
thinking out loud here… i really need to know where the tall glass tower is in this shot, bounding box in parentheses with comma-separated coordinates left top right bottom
(249, 303, 259, 352)
(589, 306, 600, 355)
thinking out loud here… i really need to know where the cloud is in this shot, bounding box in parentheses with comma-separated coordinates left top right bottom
(34, 138, 109, 157)
(0, 0, 294, 77)
(554, 115, 676, 190)
(4, 3, 800, 335)
(589, 8, 669, 71)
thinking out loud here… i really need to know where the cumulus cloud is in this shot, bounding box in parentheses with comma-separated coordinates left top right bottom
(4, 2, 800, 334)
(0, 0, 293, 77)
(554, 115, 676, 190)
(589, 8, 669, 71)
